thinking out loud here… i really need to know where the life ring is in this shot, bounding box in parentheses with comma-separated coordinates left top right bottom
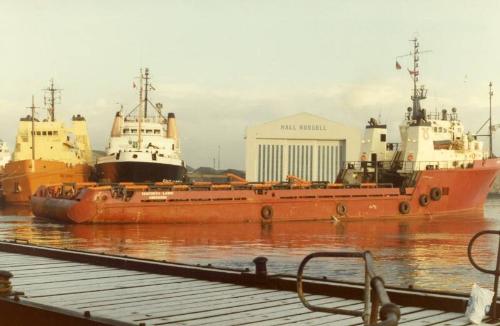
(336, 203, 347, 216)
(399, 201, 411, 214)
(407, 153, 414, 161)
(261, 206, 273, 220)
(360, 154, 367, 161)
(430, 187, 442, 201)
(419, 194, 430, 207)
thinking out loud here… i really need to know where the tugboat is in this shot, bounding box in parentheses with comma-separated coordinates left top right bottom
(95, 68, 186, 183)
(31, 40, 500, 223)
(1, 81, 93, 205)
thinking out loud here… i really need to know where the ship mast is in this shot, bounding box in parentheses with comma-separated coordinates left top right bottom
(144, 68, 150, 118)
(409, 38, 427, 122)
(43, 79, 61, 122)
(27, 95, 38, 162)
(138, 69, 144, 151)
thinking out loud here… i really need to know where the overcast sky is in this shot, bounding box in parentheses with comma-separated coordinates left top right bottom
(1, 0, 499, 169)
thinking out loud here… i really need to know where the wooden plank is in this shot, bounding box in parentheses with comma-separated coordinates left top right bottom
(46, 279, 219, 307)
(312, 306, 423, 326)
(395, 308, 452, 323)
(184, 297, 352, 326)
(131, 294, 357, 325)
(70, 283, 248, 310)
(243, 302, 363, 326)
(93, 288, 285, 317)
(401, 311, 467, 325)
(18, 272, 163, 290)
(436, 315, 474, 325)
(28, 276, 198, 300)
(23, 275, 182, 297)
(13, 269, 148, 286)
(11, 267, 113, 279)
(4, 262, 92, 272)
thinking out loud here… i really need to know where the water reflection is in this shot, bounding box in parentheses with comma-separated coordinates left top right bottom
(0, 200, 499, 292)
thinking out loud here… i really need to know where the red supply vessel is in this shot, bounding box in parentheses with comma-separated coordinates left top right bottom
(31, 39, 500, 223)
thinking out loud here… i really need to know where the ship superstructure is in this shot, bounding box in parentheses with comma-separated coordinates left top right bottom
(355, 38, 489, 187)
(1, 80, 92, 205)
(96, 68, 186, 183)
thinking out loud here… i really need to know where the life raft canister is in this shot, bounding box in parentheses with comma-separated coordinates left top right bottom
(430, 187, 442, 201)
(399, 201, 411, 214)
(261, 205, 273, 220)
(336, 203, 347, 216)
(419, 194, 430, 207)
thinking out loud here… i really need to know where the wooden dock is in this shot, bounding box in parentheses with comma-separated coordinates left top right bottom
(0, 241, 497, 325)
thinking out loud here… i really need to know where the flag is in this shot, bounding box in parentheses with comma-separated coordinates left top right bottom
(133, 82, 136, 88)
(395, 61, 401, 70)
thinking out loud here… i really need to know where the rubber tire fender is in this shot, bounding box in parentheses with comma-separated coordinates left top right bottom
(399, 201, 411, 214)
(430, 187, 442, 201)
(336, 203, 347, 216)
(419, 194, 430, 207)
(261, 205, 273, 220)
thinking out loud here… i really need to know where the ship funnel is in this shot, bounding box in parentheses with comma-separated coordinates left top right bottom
(167, 113, 178, 146)
(110, 111, 123, 137)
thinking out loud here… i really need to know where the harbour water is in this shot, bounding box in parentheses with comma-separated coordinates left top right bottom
(1, 198, 500, 293)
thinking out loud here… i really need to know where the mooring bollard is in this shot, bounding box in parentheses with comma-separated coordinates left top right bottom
(253, 256, 268, 281)
(0, 270, 13, 297)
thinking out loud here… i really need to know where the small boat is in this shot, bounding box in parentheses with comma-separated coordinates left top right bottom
(95, 68, 186, 183)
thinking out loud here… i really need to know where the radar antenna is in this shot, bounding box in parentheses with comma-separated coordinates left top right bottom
(396, 38, 431, 123)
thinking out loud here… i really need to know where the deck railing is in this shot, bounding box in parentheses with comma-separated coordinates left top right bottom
(345, 159, 476, 171)
(468, 230, 500, 320)
(297, 251, 400, 326)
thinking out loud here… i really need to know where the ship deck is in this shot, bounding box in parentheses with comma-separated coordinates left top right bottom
(0, 241, 497, 326)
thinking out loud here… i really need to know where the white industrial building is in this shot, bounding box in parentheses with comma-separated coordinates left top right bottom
(245, 112, 361, 182)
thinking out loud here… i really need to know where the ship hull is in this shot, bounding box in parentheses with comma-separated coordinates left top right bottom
(32, 159, 500, 223)
(96, 161, 186, 183)
(2, 160, 91, 205)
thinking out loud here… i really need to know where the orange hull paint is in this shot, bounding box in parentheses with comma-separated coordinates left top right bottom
(31, 159, 500, 223)
(2, 160, 91, 205)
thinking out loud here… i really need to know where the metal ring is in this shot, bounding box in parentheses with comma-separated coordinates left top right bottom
(468, 230, 500, 275)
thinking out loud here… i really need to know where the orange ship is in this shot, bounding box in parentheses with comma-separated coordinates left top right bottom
(1, 80, 93, 206)
(30, 39, 500, 222)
